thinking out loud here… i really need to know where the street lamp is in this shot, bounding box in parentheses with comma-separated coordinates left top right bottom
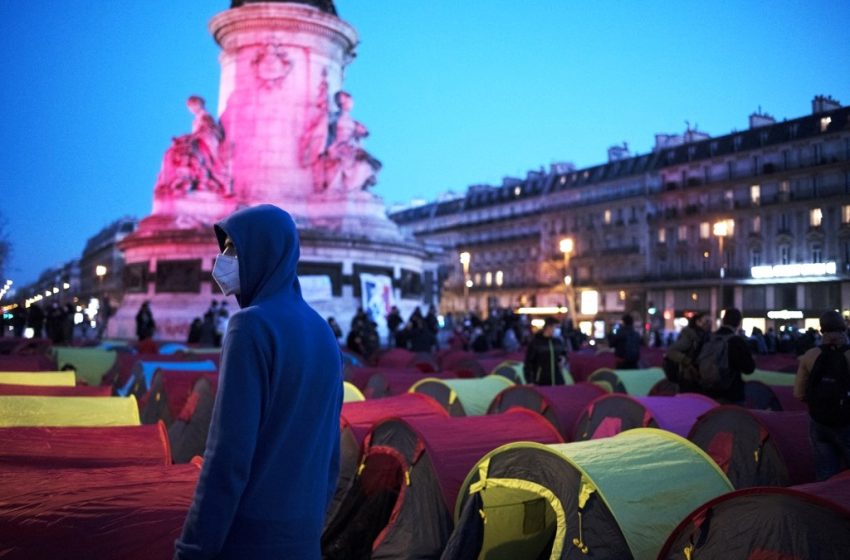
(712, 220, 731, 315)
(559, 237, 575, 318)
(459, 251, 471, 311)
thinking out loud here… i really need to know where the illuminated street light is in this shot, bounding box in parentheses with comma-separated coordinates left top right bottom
(559, 237, 575, 316)
(713, 219, 732, 315)
(459, 252, 471, 310)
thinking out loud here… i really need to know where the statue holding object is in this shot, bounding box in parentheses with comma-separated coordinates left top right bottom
(155, 96, 231, 194)
(304, 89, 382, 194)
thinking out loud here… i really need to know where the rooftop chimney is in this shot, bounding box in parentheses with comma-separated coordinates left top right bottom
(812, 95, 841, 114)
(749, 106, 776, 129)
(607, 142, 630, 162)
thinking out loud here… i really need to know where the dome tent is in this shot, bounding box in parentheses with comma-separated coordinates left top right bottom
(444, 429, 733, 560)
(586, 367, 666, 395)
(409, 375, 514, 416)
(659, 471, 850, 560)
(687, 406, 815, 488)
(322, 409, 562, 559)
(330, 393, 448, 523)
(487, 383, 606, 440)
(573, 393, 717, 440)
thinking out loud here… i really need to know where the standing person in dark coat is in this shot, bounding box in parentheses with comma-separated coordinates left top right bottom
(175, 204, 342, 559)
(135, 301, 155, 341)
(26, 303, 45, 339)
(611, 313, 642, 369)
(703, 308, 756, 404)
(523, 317, 568, 385)
(386, 306, 403, 347)
(663, 312, 712, 391)
(794, 310, 850, 481)
(187, 318, 202, 344)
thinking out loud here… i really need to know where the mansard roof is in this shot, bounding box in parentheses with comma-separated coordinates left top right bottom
(389, 104, 850, 224)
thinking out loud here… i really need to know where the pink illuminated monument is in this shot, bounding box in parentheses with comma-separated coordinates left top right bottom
(110, 0, 436, 341)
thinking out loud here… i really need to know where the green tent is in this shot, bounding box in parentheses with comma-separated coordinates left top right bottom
(409, 376, 514, 416)
(587, 367, 665, 396)
(52, 347, 117, 386)
(749, 368, 796, 386)
(445, 428, 733, 560)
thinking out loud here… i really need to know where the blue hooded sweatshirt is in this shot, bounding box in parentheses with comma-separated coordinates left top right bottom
(175, 205, 343, 559)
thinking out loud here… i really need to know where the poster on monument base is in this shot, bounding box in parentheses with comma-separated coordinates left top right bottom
(360, 273, 393, 344)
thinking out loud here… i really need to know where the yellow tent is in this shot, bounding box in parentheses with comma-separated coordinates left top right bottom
(0, 372, 76, 387)
(0, 395, 140, 427)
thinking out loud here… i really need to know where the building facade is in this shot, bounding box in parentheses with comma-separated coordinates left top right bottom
(390, 96, 850, 338)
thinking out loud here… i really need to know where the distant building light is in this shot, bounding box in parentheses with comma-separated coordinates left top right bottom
(581, 290, 599, 316)
(752, 262, 836, 278)
(516, 306, 568, 315)
(63, 282, 70, 290)
(767, 310, 804, 320)
(514, 186, 522, 196)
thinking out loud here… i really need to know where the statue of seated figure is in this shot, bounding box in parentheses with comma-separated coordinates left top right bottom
(155, 96, 230, 194)
(309, 91, 382, 194)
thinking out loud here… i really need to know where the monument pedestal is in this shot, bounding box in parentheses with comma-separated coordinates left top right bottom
(109, 1, 441, 341)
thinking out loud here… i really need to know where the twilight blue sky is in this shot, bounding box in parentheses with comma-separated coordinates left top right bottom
(1, 1, 849, 286)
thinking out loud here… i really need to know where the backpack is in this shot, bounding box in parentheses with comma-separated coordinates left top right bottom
(694, 332, 733, 390)
(806, 344, 850, 426)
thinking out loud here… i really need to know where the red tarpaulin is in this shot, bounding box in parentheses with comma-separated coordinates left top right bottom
(0, 354, 57, 372)
(0, 423, 171, 470)
(0, 464, 199, 559)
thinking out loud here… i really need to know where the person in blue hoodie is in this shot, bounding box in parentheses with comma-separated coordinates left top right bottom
(175, 204, 343, 559)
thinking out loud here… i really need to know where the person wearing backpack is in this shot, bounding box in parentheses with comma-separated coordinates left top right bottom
(695, 308, 755, 403)
(612, 313, 642, 369)
(663, 312, 712, 391)
(794, 310, 850, 481)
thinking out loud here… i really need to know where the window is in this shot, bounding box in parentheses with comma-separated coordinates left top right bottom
(495, 270, 504, 287)
(812, 244, 823, 263)
(821, 116, 832, 132)
(658, 228, 666, 243)
(750, 184, 761, 206)
(750, 248, 762, 267)
(779, 213, 790, 232)
(810, 208, 823, 228)
(604, 209, 612, 225)
(780, 245, 791, 265)
(752, 215, 761, 234)
(700, 222, 710, 239)
(485, 271, 492, 286)
(843, 204, 850, 224)
(678, 225, 688, 242)
(779, 180, 790, 200)
(474, 273, 481, 285)
(724, 189, 734, 209)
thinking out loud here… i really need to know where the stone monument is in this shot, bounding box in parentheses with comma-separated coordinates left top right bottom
(110, 0, 437, 341)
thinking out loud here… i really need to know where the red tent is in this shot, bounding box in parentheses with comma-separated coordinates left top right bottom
(574, 393, 718, 440)
(0, 463, 199, 559)
(323, 409, 563, 560)
(659, 471, 850, 559)
(0, 384, 111, 396)
(140, 369, 219, 426)
(567, 351, 618, 382)
(0, 423, 171, 470)
(0, 354, 57, 372)
(329, 393, 450, 524)
(376, 348, 417, 368)
(688, 406, 816, 488)
(487, 382, 607, 440)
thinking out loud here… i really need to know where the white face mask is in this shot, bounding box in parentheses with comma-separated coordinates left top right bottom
(212, 254, 240, 296)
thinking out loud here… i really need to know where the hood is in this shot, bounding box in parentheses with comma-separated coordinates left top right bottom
(214, 204, 301, 308)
